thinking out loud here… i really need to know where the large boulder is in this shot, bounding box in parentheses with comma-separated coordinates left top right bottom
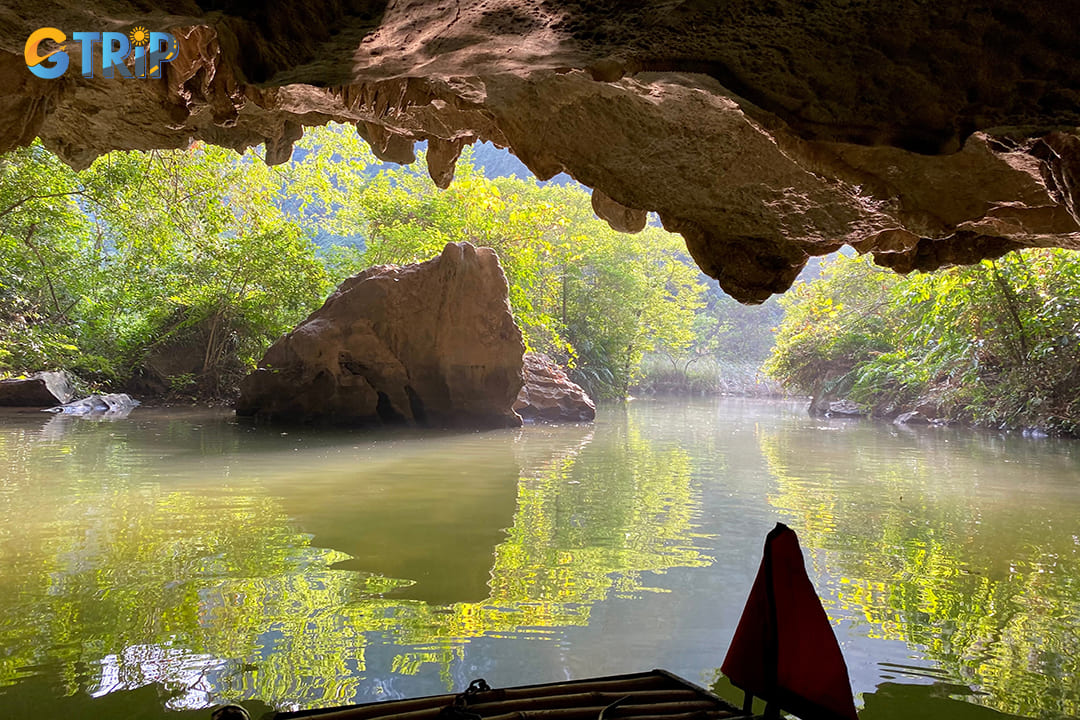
(0, 371, 74, 406)
(514, 353, 596, 423)
(236, 242, 526, 427)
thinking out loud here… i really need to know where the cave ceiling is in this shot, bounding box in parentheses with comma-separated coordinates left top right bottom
(2, 0, 1079, 301)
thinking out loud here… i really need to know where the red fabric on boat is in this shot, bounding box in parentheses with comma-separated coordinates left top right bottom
(721, 523, 858, 720)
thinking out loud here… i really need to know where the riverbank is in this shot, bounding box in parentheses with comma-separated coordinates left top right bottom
(633, 359, 783, 398)
(804, 376, 1079, 438)
(766, 252, 1080, 440)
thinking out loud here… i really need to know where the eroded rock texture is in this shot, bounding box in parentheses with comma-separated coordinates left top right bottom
(514, 352, 596, 423)
(0, 371, 73, 406)
(3, 1, 1080, 301)
(236, 242, 525, 427)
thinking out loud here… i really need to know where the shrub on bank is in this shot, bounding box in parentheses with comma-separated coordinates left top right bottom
(767, 250, 1080, 435)
(634, 356, 782, 397)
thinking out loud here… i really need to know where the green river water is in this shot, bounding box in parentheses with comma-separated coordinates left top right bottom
(0, 399, 1077, 719)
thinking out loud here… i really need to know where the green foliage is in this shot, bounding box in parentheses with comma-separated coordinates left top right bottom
(0, 130, 738, 401)
(634, 356, 780, 396)
(0, 130, 372, 393)
(766, 253, 899, 397)
(336, 149, 706, 398)
(768, 249, 1080, 433)
(640, 279, 782, 394)
(0, 144, 96, 372)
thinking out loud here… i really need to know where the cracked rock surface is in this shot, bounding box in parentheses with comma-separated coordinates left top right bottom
(236, 242, 525, 427)
(3, 0, 1079, 301)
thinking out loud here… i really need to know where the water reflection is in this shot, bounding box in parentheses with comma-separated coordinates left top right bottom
(757, 421, 1080, 718)
(3, 402, 1079, 719)
(0, 407, 713, 714)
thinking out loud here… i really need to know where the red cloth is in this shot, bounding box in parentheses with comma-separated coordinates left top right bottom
(721, 523, 858, 720)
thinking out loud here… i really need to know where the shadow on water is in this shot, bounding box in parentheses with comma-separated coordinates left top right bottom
(0, 405, 715, 715)
(0, 672, 273, 720)
(860, 681, 1031, 720)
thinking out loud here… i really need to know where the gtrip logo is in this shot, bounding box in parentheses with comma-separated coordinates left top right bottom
(25, 26, 178, 79)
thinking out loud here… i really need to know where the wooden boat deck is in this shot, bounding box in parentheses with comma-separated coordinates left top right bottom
(267, 670, 748, 720)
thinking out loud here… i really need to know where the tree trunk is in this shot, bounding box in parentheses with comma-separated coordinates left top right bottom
(990, 260, 1029, 364)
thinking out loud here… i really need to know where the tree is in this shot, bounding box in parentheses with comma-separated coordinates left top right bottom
(2, 128, 712, 400)
(0, 143, 101, 372)
(767, 248, 1080, 432)
(339, 147, 706, 398)
(76, 144, 335, 392)
(766, 253, 900, 399)
(0, 128, 375, 393)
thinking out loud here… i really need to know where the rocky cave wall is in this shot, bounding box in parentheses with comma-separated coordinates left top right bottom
(2, 0, 1079, 302)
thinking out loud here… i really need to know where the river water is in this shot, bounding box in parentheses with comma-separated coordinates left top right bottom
(0, 399, 1077, 719)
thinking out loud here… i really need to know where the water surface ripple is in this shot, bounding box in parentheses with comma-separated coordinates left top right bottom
(0, 400, 1076, 719)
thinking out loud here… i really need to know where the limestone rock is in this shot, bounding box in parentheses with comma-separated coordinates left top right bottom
(46, 393, 140, 415)
(894, 411, 932, 425)
(808, 379, 853, 417)
(514, 353, 596, 423)
(3, 1, 1080, 301)
(0, 371, 74, 406)
(824, 400, 862, 418)
(236, 242, 525, 427)
(591, 189, 647, 234)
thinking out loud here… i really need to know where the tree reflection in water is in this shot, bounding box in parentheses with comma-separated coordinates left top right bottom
(0, 409, 711, 713)
(756, 423, 1080, 719)
(7, 402, 1077, 719)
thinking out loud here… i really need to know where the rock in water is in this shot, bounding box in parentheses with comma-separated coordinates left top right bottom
(236, 242, 526, 428)
(894, 410, 931, 425)
(825, 400, 862, 417)
(514, 353, 596, 423)
(0, 371, 74, 406)
(46, 393, 140, 415)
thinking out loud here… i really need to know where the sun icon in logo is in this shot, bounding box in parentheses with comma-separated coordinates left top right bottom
(129, 26, 150, 47)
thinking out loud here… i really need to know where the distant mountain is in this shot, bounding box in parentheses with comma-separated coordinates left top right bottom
(467, 142, 575, 186)
(468, 141, 532, 179)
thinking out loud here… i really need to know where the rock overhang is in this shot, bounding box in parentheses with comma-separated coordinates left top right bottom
(3, 0, 1079, 302)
